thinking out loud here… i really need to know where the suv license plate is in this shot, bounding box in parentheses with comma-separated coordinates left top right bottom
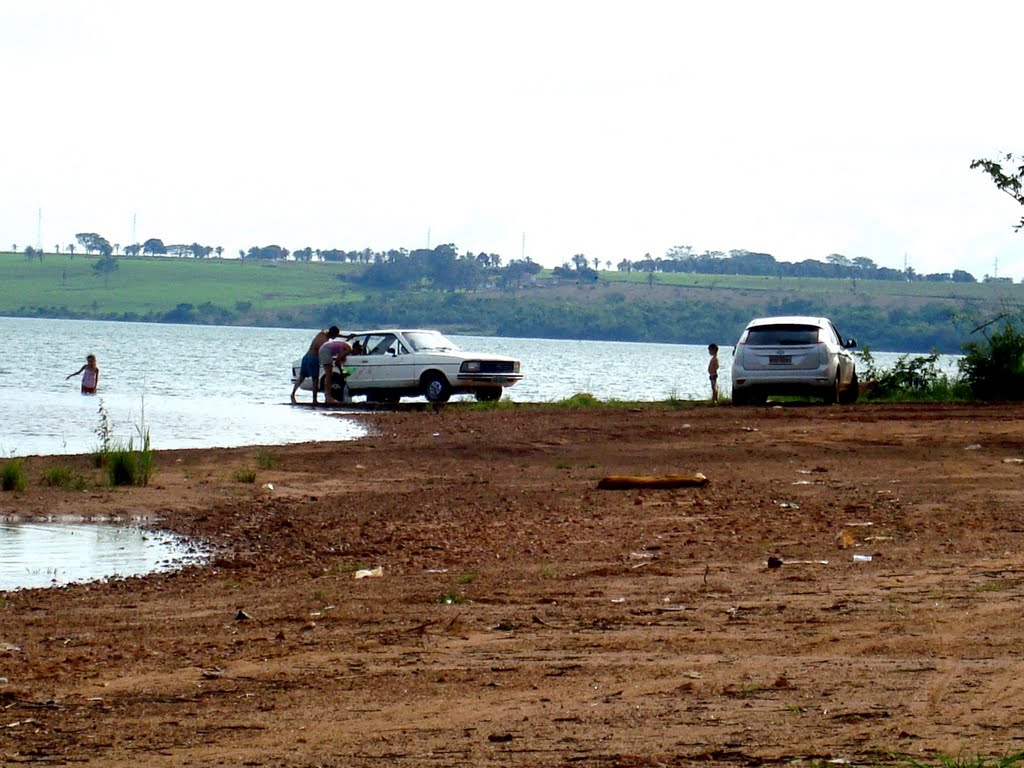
(768, 355, 792, 365)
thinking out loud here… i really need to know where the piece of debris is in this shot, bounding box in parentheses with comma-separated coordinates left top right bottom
(836, 529, 856, 549)
(597, 473, 707, 490)
(852, 553, 873, 562)
(354, 566, 384, 579)
(234, 609, 252, 621)
(965, 444, 982, 451)
(767, 556, 784, 569)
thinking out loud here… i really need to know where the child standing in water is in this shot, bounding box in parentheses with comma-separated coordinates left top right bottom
(707, 344, 719, 404)
(67, 354, 100, 394)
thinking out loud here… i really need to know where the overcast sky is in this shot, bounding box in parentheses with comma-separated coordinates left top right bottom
(3, 1, 1023, 277)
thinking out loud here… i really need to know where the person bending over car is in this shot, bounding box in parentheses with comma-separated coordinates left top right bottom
(318, 338, 352, 406)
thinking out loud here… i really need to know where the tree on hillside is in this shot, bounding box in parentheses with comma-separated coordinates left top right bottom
(143, 238, 167, 255)
(92, 254, 118, 288)
(76, 233, 111, 255)
(245, 244, 289, 260)
(952, 269, 976, 283)
(971, 153, 1024, 230)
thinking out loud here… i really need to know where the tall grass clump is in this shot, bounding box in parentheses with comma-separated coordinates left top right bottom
(105, 431, 153, 487)
(857, 346, 968, 402)
(41, 464, 87, 490)
(1, 458, 27, 492)
(93, 398, 155, 487)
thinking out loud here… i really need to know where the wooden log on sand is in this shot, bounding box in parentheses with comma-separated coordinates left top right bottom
(597, 473, 707, 490)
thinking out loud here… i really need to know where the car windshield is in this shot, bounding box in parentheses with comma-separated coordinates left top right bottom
(746, 325, 819, 346)
(404, 331, 460, 352)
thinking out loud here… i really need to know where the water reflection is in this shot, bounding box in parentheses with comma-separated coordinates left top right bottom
(0, 519, 206, 591)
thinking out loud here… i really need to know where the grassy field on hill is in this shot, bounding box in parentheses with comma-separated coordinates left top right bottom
(604, 267, 1024, 301)
(2, 250, 1020, 351)
(0, 252, 363, 317)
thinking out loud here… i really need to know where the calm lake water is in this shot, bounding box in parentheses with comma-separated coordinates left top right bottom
(0, 518, 205, 591)
(0, 316, 961, 457)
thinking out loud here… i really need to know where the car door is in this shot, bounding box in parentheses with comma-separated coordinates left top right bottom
(366, 333, 416, 388)
(343, 334, 375, 391)
(828, 322, 855, 385)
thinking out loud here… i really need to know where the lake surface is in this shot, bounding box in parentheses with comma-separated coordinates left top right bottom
(0, 316, 961, 457)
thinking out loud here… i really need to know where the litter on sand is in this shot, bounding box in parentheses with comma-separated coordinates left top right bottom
(354, 566, 384, 579)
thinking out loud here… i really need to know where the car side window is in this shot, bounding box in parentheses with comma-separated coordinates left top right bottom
(827, 323, 842, 345)
(369, 334, 397, 355)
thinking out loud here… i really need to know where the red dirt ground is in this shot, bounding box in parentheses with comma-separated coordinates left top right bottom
(2, 402, 1024, 767)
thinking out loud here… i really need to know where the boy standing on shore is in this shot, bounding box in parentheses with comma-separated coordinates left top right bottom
(707, 344, 719, 404)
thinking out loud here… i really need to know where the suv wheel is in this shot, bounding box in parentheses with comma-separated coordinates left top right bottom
(838, 372, 859, 405)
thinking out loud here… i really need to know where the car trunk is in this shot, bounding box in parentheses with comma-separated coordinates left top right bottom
(739, 325, 824, 371)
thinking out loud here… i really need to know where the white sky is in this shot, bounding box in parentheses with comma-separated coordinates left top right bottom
(2, 0, 1023, 278)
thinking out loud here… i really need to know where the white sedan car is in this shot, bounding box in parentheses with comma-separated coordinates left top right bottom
(291, 329, 523, 404)
(731, 316, 858, 405)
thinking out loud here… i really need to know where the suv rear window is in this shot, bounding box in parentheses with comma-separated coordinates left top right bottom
(745, 325, 819, 346)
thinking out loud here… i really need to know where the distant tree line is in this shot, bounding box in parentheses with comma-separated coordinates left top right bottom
(37, 232, 1005, 286)
(618, 247, 983, 284)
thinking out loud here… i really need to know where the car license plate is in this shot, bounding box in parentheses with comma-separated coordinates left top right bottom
(769, 355, 791, 365)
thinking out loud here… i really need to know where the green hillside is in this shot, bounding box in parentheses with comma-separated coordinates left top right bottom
(2, 251, 1020, 353)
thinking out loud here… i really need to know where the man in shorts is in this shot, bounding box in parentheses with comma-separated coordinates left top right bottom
(291, 326, 340, 405)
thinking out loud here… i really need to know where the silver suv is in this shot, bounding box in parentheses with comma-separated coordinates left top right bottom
(731, 316, 858, 405)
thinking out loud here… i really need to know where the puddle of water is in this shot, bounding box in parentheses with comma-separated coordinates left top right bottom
(0, 518, 206, 592)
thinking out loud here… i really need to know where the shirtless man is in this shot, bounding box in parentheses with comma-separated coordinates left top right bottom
(291, 326, 340, 404)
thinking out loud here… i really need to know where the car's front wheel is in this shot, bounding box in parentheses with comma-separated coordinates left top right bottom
(422, 372, 452, 403)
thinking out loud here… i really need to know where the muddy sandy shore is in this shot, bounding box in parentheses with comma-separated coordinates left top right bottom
(2, 402, 1024, 767)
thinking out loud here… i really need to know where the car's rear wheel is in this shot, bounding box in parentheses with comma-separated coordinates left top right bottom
(732, 388, 763, 406)
(422, 372, 452, 403)
(823, 376, 841, 405)
(475, 387, 502, 402)
(838, 372, 859, 405)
